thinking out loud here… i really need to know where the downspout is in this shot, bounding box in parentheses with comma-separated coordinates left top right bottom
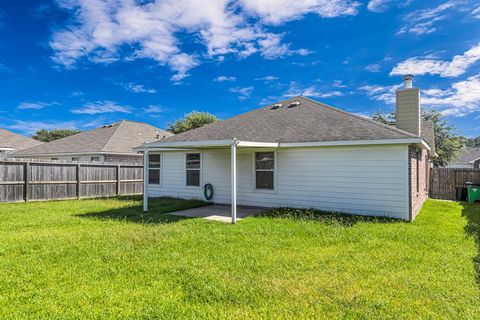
(143, 149, 149, 213)
(231, 138, 239, 224)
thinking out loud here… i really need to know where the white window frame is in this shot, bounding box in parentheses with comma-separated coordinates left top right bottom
(148, 153, 162, 186)
(253, 150, 277, 193)
(185, 152, 202, 188)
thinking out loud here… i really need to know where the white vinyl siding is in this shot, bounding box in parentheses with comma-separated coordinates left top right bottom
(147, 145, 410, 219)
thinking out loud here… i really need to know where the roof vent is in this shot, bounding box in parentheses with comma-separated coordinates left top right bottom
(288, 101, 300, 108)
(270, 103, 282, 110)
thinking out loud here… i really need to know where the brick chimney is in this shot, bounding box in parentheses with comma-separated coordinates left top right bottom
(396, 74, 421, 136)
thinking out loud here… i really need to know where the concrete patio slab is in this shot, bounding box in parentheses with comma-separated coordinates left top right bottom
(166, 205, 266, 223)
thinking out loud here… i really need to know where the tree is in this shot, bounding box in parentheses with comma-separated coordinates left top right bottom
(32, 129, 81, 142)
(371, 111, 395, 125)
(371, 109, 464, 167)
(465, 136, 480, 147)
(167, 111, 218, 134)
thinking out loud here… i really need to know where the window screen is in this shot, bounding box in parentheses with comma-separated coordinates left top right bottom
(148, 154, 161, 185)
(255, 152, 274, 190)
(186, 153, 201, 186)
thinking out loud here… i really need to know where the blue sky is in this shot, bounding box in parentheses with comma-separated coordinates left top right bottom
(0, 0, 479, 137)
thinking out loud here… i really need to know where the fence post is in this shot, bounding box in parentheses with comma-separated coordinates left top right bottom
(116, 164, 120, 196)
(76, 163, 81, 199)
(24, 162, 30, 202)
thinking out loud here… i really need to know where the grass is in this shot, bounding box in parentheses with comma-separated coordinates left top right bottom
(0, 197, 479, 319)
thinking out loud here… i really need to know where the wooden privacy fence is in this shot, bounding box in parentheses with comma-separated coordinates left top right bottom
(0, 160, 143, 203)
(430, 168, 480, 200)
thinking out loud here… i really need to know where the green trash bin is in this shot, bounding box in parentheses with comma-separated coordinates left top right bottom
(467, 184, 480, 203)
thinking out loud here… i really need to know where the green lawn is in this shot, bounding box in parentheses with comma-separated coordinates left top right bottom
(0, 197, 479, 319)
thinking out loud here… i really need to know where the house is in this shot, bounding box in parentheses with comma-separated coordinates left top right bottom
(448, 147, 480, 168)
(139, 75, 435, 222)
(0, 128, 43, 158)
(13, 120, 172, 164)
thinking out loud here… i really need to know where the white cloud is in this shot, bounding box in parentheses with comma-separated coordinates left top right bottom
(332, 80, 347, 88)
(367, 0, 393, 13)
(360, 75, 480, 117)
(397, 1, 458, 36)
(143, 105, 164, 114)
(421, 75, 480, 116)
(358, 84, 401, 104)
(254, 75, 278, 82)
(71, 101, 131, 114)
(364, 63, 381, 73)
(117, 82, 156, 93)
(50, 0, 357, 81)
(230, 86, 254, 100)
(6, 120, 79, 135)
(390, 42, 480, 77)
(214, 75, 237, 82)
(257, 33, 311, 59)
(284, 82, 343, 98)
(5, 118, 107, 135)
(17, 102, 53, 110)
(239, 0, 360, 25)
(168, 53, 199, 82)
(471, 6, 480, 19)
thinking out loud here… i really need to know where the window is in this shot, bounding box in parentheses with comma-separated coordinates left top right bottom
(185, 153, 201, 187)
(148, 154, 161, 185)
(51, 158, 58, 161)
(255, 152, 275, 190)
(72, 157, 79, 161)
(91, 156, 100, 162)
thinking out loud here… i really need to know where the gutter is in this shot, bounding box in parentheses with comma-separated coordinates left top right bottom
(139, 138, 428, 150)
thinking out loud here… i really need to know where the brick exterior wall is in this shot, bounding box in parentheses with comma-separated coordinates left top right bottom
(103, 154, 143, 164)
(409, 146, 429, 220)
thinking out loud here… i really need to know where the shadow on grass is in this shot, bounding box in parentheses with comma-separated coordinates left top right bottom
(256, 207, 402, 227)
(461, 202, 480, 286)
(76, 196, 207, 225)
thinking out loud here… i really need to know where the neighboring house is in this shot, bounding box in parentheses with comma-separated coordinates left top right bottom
(139, 75, 435, 222)
(13, 120, 172, 164)
(0, 128, 43, 158)
(448, 147, 480, 168)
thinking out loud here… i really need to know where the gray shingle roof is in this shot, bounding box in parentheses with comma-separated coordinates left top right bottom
(15, 120, 171, 156)
(457, 147, 480, 163)
(421, 120, 435, 153)
(150, 96, 418, 145)
(0, 129, 43, 150)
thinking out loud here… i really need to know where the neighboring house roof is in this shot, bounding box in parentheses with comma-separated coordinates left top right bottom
(421, 120, 435, 154)
(147, 96, 418, 146)
(15, 120, 172, 156)
(0, 128, 43, 151)
(456, 147, 480, 163)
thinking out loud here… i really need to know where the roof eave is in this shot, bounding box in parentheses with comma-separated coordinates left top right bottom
(11, 151, 142, 157)
(468, 156, 480, 163)
(140, 138, 428, 150)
